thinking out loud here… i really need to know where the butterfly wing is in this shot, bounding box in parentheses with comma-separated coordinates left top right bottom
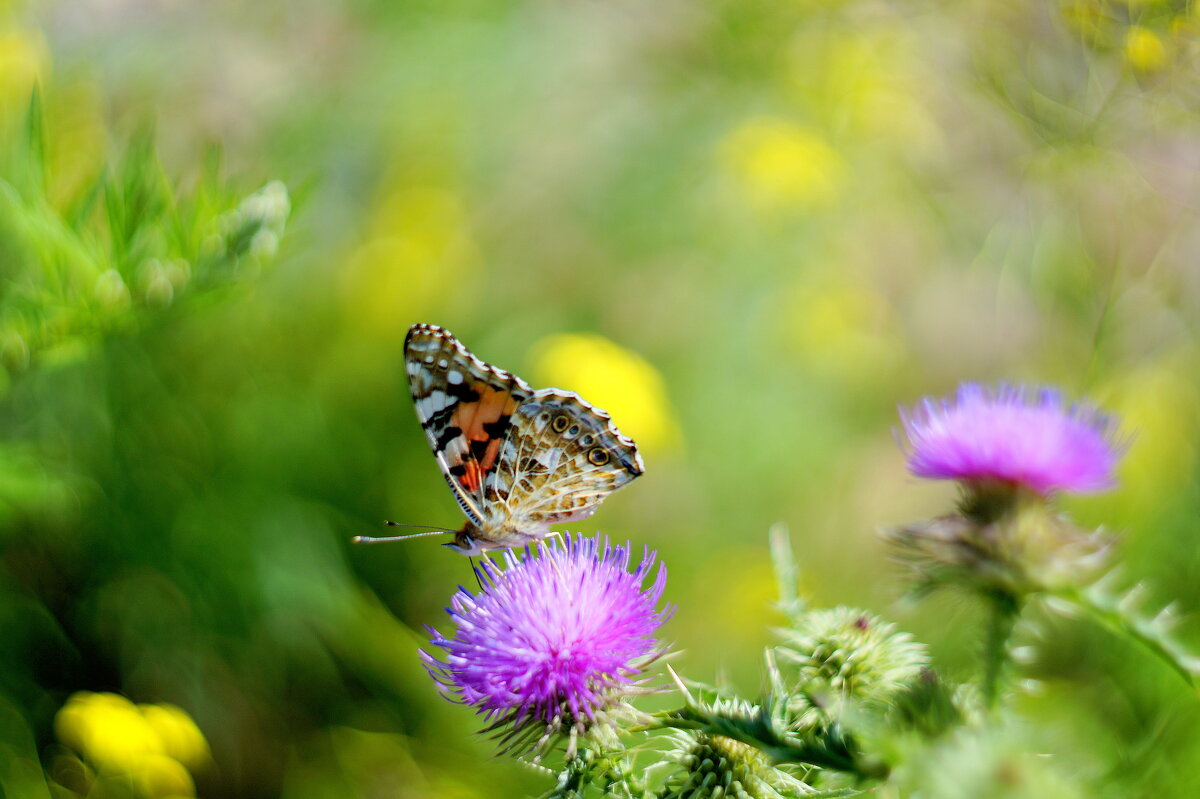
(484, 389, 644, 536)
(405, 324, 533, 526)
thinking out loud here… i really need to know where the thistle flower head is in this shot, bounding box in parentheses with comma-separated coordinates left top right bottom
(899, 384, 1124, 496)
(421, 534, 670, 752)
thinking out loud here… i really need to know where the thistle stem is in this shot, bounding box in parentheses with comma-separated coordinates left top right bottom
(982, 589, 1022, 711)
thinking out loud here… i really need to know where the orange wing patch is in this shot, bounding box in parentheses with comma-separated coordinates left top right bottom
(458, 461, 484, 493)
(445, 381, 521, 494)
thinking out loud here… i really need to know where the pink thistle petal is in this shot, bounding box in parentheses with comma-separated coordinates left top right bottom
(899, 383, 1125, 495)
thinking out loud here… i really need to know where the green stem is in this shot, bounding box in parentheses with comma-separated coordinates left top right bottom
(982, 589, 1022, 712)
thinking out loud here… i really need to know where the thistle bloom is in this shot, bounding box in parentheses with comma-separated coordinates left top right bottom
(899, 383, 1123, 495)
(421, 534, 670, 747)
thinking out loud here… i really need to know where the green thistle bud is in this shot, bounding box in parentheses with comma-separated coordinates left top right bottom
(775, 607, 928, 708)
(888, 668, 970, 738)
(661, 730, 810, 799)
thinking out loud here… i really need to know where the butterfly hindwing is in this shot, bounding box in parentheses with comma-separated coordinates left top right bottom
(485, 389, 644, 531)
(405, 324, 532, 525)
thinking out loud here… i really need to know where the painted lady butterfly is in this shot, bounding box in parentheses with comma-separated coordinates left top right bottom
(399, 323, 644, 555)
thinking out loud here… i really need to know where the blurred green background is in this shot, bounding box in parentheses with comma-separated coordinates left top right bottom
(1, 0, 1198, 796)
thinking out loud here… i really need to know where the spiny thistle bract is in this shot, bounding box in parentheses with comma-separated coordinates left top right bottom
(421, 534, 671, 757)
(882, 501, 1112, 596)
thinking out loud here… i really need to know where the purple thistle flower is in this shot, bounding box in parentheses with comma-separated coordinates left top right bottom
(421, 534, 670, 744)
(899, 383, 1124, 495)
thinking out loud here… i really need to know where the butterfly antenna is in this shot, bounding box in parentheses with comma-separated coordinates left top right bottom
(352, 521, 457, 544)
(385, 520, 458, 532)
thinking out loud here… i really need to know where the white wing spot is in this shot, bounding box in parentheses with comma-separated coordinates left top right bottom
(437, 358, 449, 369)
(447, 370, 464, 385)
(421, 390, 454, 413)
(423, 355, 434, 364)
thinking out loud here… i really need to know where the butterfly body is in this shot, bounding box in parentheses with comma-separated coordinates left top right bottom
(405, 324, 644, 555)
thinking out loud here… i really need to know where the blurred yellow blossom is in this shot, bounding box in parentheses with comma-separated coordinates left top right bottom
(53, 692, 208, 798)
(530, 333, 679, 453)
(778, 277, 905, 387)
(1123, 26, 1168, 72)
(141, 703, 211, 771)
(788, 30, 940, 153)
(0, 27, 48, 114)
(56, 692, 163, 772)
(342, 185, 480, 341)
(719, 118, 844, 211)
(133, 753, 195, 798)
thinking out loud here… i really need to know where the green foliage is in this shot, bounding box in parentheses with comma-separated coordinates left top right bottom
(0, 92, 289, 385)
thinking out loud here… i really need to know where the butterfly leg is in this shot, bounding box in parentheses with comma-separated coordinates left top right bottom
(468, 556, 484, 591)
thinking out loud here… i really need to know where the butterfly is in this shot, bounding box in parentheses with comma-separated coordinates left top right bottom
(395, 323, 644, 555)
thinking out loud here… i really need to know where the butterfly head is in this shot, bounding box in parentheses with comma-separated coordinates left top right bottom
(444, 523, 488, 556)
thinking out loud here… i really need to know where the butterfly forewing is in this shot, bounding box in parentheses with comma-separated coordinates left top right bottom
(405, 324, 533, 525)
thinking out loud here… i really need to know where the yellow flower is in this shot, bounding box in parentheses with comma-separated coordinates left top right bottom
(55, 692, 163, 772)
(719, 118, 844, 211)
(133, 753, 195, 798)
(529, 333, 679, 453)
(1123, 26, 1167, 73)
(141, 704, 210, 772)
(53, 692, 209, 798)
